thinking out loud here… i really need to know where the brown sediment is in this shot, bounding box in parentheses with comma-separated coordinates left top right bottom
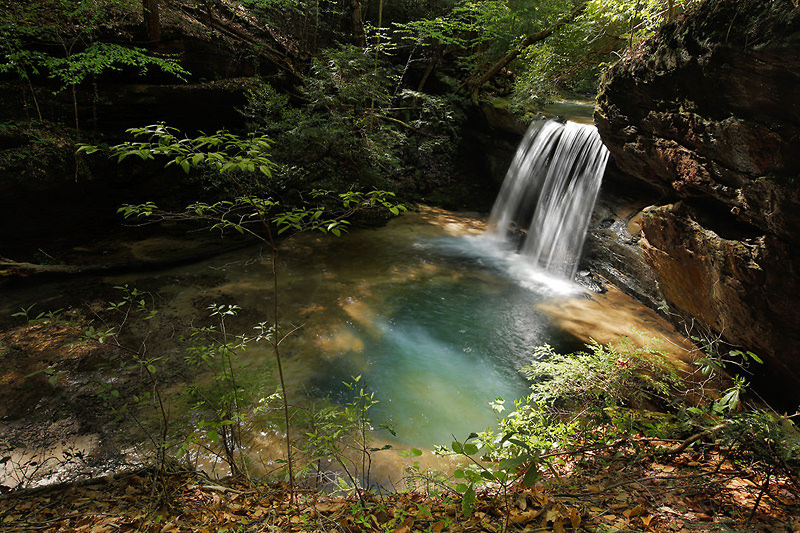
(536, 284, 699, 367)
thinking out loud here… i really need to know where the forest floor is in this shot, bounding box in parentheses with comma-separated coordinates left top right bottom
(2, 435, 799, 533)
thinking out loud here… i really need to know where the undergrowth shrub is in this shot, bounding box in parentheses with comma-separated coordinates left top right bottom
(443, 336, 800, 521)
(523, 339, 683, 417)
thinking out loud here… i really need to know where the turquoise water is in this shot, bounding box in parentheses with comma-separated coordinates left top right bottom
(271, 210, 584, 447)
(329, 280, 569, 445)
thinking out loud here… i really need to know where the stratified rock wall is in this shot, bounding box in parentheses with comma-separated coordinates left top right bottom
(640, 203, 800, 378)
(595, 0, 800, 401)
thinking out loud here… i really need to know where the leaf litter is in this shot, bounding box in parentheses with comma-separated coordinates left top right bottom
(2, 434, 799, 532)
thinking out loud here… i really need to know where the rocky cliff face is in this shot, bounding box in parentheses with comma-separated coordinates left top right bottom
(595, 0, 800, 404)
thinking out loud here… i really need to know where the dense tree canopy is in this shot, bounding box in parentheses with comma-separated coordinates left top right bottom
(0, 0, 693, 204)
(1, 0, 690, 107)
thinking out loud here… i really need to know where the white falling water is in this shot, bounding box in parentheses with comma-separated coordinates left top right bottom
(486, 119, 609, 279)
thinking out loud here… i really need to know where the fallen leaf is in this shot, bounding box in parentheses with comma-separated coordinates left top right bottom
(535, 491, 549, 506)
(393, 517, 413, 533)
(159, 522, 180, 533)
(641, 515, 654, 526)
(570, 507, 581, 528)
(623, 504, 645, 518)
(316, 502, 346, 513)
(510, 509, 541, 524)
(543, 508, 564, 523)
(515, 493, 528, 510)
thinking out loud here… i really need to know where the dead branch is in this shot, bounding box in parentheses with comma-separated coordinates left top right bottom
(666, 423, 727, 455)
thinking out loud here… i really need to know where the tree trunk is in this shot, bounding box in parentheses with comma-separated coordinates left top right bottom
(469, 2, 587, 103)
(351, 0, 365, 47)
(143, 0, 161, 42)
(417, 45, 442, 93)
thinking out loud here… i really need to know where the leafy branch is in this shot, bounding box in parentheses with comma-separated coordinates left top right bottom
(80, 123, 406, 504)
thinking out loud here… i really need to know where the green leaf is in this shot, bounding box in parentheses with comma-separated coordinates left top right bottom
(461, 485, 476, 516)
(498, 456, 528, 471)
(463, 443, 479, 455)
(522, 463, 540, 487)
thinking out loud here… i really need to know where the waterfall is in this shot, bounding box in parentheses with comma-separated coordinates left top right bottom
(487, 119, 609, 279)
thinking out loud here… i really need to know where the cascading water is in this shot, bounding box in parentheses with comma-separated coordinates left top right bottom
(487, 119, 609, 278)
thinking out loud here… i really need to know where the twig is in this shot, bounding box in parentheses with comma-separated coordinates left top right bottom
(553, 470, 744, 497)
(189, 484, 246, 494)
(747, 466, 772, 525)
(0, 467, 152, 502)
(666, 424, 727, 455)
(537, 439, 629, 460)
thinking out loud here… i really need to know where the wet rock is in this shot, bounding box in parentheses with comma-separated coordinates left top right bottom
(583, 184, 666, 313)
(595, 0, 800, 404)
